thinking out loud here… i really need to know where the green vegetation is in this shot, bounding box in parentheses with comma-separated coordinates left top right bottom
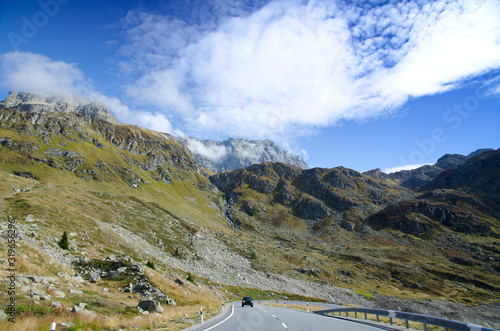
(354, 290, 375, 301)
(146, 260, 156, 270)
(58, 231, 69, 250)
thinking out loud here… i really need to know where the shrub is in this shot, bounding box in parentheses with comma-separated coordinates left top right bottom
(456, 223, 472, 233)
(58, 231, 69, 250)
(146, 260, 156, 270)
(248, 207, 259, 217)
(187, 273, 195, 284)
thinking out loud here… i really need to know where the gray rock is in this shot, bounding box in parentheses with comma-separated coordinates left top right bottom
(51, 302, 62, 309)
(340, 221, 355, 231)
(71, 303, 86, 313)
(88, 270, 100, 283)
(40, 293, 51, 301)
(119, 283, 134, 293)
(0, 310, 7, 320)
(69, 289, 83, 295)
(73, 275, 85, 283)
(137, 300, 164, 313)
(54, 290, 66, 298)
(25, 214, 36, 222)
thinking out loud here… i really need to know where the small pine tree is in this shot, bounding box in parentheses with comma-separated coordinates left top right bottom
(175, 247, 180, 258)
(58, 231, 69, 250)
(146, 260, 156, 270)
(187, 273, 195, 283)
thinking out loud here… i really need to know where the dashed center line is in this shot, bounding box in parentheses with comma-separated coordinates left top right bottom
(282, 322, 288, 329)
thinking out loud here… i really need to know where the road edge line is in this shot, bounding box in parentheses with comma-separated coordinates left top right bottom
(202, 303, 235, 331)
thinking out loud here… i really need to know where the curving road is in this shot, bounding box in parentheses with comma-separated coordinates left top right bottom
(194, 303, 388, 331)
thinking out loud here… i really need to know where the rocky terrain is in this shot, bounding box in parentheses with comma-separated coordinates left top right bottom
(0, 92, 499, 330)
(181, 137, 308, 172)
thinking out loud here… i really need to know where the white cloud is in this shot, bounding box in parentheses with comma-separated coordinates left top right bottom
(119, 0, 500, 143)
(0, 52, 175, 135)
(384, 163, 432, 174)
(183, 138, 228, 161)
(0, 52, 91, 94)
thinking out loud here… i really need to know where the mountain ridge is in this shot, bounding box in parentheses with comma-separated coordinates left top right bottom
(363, 149, 495, 190)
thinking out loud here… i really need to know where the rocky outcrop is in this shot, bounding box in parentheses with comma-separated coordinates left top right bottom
(0, 91, 119, 124)
(181, 137, 308, 172)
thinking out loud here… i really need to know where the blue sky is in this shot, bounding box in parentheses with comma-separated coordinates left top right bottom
(1, 0, 499, 172)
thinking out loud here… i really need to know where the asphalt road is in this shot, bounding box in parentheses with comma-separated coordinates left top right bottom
(195, 303, 387, 331)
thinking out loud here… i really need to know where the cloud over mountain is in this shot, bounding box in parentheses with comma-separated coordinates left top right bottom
(0, 52, 175, 134)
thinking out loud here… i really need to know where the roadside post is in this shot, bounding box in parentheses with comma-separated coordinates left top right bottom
(200, 307, 204, 324)
(307, 302, 309, 312)
(50, 322, 56, 331)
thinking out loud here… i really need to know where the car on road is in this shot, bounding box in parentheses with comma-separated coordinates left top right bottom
(242, 296, 253, 307)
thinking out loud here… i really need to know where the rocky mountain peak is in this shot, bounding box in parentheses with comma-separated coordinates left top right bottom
(0, 91, 119, 124)
(181, 137, 308, 172)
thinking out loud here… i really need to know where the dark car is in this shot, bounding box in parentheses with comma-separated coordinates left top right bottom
(242, 296, 253, 307)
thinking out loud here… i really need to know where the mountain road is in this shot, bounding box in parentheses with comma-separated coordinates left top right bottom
(191, 303, 393, 331)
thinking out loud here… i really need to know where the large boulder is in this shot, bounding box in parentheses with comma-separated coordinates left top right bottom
(138, 300, 164, 313)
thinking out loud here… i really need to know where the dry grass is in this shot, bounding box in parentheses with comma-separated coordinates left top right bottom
(0, 303, 222, 331)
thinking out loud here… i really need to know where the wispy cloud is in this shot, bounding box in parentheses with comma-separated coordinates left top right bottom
(119, 0, 500, 143)
(182, 137, 229, 161)
(0, 52, 175, 134)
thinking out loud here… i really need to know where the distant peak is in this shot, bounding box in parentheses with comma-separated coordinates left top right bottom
(0, 91, 119, 124)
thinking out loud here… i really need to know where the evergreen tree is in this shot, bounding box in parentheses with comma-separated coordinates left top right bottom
(58, 231, 69, 250)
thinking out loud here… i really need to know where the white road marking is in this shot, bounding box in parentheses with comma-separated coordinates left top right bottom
(272, 315, 277, 318)
(282, 322, 288, 329)
(202, 303, 234, 331)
